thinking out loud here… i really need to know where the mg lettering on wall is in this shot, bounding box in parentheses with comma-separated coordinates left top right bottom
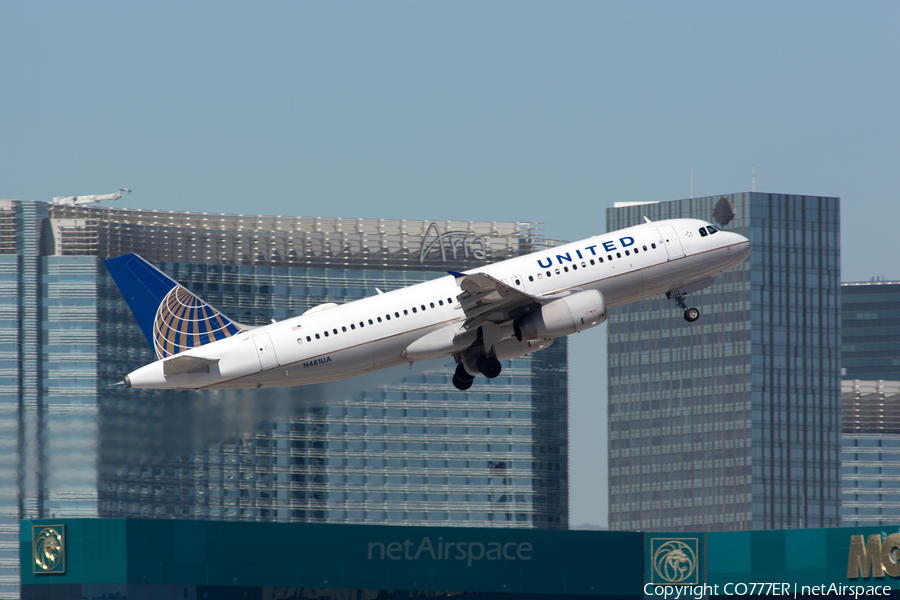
(848, 533, 900, 579)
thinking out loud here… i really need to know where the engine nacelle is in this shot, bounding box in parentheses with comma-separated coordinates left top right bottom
(492, 336, 554, 361)
(513, 289, 606, 341)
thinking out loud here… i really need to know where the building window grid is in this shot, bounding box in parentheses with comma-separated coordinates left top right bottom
(607, 194, 840, 532)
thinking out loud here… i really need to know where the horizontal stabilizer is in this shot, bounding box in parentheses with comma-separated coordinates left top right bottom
(163, 355, 219, 376)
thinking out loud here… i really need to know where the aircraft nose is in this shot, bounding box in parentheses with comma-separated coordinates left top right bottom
(732, 233, 751, 259)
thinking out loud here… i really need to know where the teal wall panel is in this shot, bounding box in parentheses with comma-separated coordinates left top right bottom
(23, 518, 644, 597)
(31, 518, 900, 598)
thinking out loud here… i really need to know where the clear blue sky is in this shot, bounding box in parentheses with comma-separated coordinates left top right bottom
(2, 2, 898, 527)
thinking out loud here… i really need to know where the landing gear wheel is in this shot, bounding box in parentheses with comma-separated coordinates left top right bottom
(452, 374, 474, 390)
(480, 356, 502, 379)
(669, 289, 701, 323)
(453, 363, 475, 390)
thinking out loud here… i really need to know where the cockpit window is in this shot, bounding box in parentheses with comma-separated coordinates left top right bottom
(699, 228, 708, 237)
(707, 225, 719, 234)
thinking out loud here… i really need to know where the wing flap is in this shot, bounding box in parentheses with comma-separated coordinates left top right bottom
(452, 272, 540, 330)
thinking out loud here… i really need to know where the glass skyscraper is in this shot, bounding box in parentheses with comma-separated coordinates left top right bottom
(0, 199, 568, 599)
(841, 380, 900, 526)
(841, 281, 900, 381)
(606, 192, 842, 532)
(840, 281, 900, 526)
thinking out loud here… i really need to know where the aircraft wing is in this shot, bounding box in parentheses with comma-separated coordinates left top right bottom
(451, 271, 558, 330)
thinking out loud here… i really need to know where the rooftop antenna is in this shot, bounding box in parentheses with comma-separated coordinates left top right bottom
(752, 166, 756, 192)
(52, 188, 131, 206)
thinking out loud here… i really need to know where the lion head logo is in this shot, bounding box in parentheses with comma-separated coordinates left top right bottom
(652, 539, 696, 584)
(33, 526, 64, 573)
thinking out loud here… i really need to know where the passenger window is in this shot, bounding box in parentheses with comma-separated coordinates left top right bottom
(515, 278, 521, 285)
(651, 243, 657, 249)
(412, 307, 417, 313)
(633, 248, 639, 254)
(571, 265, 577, 271)
(342, 326, 347, 332)
(699, 227, 708, 237)
(616, 252, 621, 258)
(385, 314, 390, 320)
(395, 312, 400, 317)
(438, 300, 444, 306)
(421, 305, 426, 311)
(306, 336, 311, 342)
(447, 298, 453, 304)
(430, 302, 435, 308)
(368, 319, 373, 325)
(563, 266, 569, 272)
(377, 317, 382, 323)
(537, 273, 543, 279)
(625, 250, 630, 256)
(546, 271, 551, 277)
(404, 309, 409, 315)
(324, 331, 329, 337)
(643, 245, 648, 251)
(333, 328, 338, 335)
(297, 338, 303, 344)
(581, 262, 586, 267)
(350, 324, 355, 330)
(599, 257, 603, 263)
(607, 255, 613, 261)
(528, 275, 534, 282)
(360, 321, 365, 328)
(555, 269, 560, 275)
(315, 333, 320, 339)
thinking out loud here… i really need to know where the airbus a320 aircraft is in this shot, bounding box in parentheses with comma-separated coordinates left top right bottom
(106, 218, 750, 391)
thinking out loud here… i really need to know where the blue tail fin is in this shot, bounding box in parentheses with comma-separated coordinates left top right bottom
(105, 254, 245, 360)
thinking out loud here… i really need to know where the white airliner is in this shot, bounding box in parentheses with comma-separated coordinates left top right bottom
(106, 218, 750, 391)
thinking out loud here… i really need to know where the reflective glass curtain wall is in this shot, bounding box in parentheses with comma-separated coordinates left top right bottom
(607, 193, 841, 532)
(841, 281, 900, 381)
(0, 201, 568, 599)
(96, 264, 568, 528)
(841, 380, 900, 526)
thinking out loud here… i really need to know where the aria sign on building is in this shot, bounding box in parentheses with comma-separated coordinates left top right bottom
(419, 223, 487, 264)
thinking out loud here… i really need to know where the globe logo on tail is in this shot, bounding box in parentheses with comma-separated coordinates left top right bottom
(153, 286, 243, 359)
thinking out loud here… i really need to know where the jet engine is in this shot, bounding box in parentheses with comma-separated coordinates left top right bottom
(513, 289, 606, 341)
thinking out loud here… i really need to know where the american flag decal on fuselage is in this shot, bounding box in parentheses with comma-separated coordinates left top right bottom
(152, 286, 244, 359)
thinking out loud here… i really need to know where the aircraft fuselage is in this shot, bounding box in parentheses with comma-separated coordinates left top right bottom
(119, 218, 750, 390)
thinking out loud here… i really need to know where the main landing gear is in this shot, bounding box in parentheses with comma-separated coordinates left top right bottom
(453, 364, 474, 391)
(452, 355, 503, 390)
(667, 290, 701, 323)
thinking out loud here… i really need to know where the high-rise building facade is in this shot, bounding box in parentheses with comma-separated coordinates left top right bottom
(841, 380, 900, 526)
(607, 192, 842, 532)
(841, 281, 900, 381)
(839, 281, 900, 527)
(0, 200, 568, 599)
